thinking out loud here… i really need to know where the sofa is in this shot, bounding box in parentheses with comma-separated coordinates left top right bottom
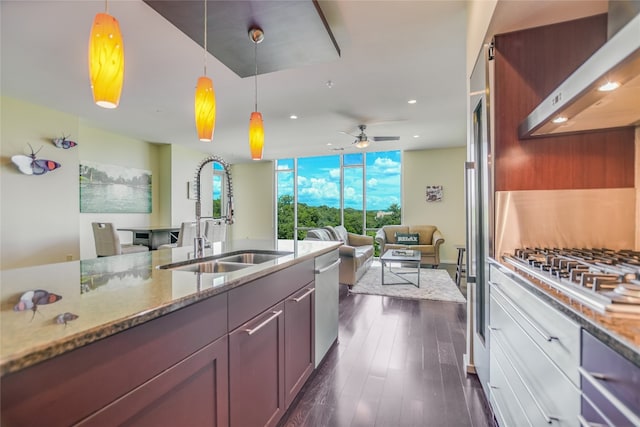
(375, 225, 444, 267)
(305, 225, 374, 287)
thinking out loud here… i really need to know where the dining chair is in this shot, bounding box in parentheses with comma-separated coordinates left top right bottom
(204, 219, 227, 243)
(158, 221, 197, 249)
(92, 222, 149, 257)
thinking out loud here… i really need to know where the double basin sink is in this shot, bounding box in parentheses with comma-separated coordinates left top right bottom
(157, 250, 293, 274)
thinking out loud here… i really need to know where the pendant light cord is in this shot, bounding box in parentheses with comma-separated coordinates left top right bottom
(203, 0, 208, 76)
(104, 0, 108, 13)
(254, 39, 258, 112)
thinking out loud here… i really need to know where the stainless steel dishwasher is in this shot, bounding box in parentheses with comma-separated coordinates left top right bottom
(314, 249, 340, 368)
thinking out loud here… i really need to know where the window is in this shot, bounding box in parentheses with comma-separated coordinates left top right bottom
(212, 161, 226, 219)
(275, 151, 401, 242)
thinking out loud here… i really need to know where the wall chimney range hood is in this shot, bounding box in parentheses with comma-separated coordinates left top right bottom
(519, 2, 640, 138)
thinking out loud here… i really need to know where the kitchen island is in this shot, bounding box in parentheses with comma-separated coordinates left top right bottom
(1, 239, 341, 427)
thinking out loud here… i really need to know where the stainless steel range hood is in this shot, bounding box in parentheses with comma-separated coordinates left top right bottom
(519, 2, 640, 138)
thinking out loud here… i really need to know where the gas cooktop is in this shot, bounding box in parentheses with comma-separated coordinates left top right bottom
(503, 248, 640, 315)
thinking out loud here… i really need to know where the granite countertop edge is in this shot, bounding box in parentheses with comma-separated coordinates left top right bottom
(1, 243, 341, 376)
(489, 258, 640, 367)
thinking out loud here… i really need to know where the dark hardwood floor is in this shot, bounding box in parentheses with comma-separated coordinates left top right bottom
(279, 264, 493, 427)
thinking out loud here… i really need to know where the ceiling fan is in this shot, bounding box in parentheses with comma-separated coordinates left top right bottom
(340, 124, 400, 149)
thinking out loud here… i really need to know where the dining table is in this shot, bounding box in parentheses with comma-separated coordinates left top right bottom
(117, 225, 181, 250)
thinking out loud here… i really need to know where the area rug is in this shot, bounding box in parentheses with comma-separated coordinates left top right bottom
(350, 264, 466, 303)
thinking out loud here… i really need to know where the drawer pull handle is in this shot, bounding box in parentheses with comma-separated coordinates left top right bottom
(291, 288, 315, 302)
(578, 366, 640, 426)
(315, 259, 341, 274)
(577, 415, 607, 427)
(493, 334, 559, 424)
(487, 384, 513, 427)
(245, 310, 283, 336)
(491, 282, 559, 342)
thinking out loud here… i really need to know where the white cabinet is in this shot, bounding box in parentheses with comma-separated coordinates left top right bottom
(489, 263, 581, 427)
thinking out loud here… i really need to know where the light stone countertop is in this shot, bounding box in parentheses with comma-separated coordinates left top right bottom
(0, 239, 341, 376)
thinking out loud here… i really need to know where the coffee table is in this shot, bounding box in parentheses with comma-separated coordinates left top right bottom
(380, 249, 421, 287)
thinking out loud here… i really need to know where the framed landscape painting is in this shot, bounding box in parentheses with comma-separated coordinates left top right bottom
(80, 161, 152, 213)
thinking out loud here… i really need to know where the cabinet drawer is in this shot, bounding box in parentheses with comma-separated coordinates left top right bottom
(490, 265, 581, 385)
(490, 294, 580, 426)
(581, 330, 640, 426)
(490, 342, 531, 427)
(228, 258, 313, 330)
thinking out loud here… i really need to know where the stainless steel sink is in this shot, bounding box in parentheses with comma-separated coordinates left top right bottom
(171, 261, 252, 273)
(157, 250, 292, 272)
(215, 252, 284, 264)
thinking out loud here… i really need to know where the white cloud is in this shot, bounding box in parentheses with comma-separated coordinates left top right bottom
(329, 168, 340, 178)
(367, 177, 378, 187)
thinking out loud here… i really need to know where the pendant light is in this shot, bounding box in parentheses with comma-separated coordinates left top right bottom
(88, 0, 124, 109)
(194, 0, 216, 142)
(248, 27, 265, 160)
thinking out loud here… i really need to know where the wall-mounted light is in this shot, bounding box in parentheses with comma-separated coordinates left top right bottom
(248, 27, 265, 160)
(194, 0, 216, 141)
(552, 116, 568, 124)
(88, 1, 124, 109)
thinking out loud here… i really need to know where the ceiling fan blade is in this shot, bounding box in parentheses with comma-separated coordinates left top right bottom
(371, 136, 400, 142)
(338, 130, 357, 138)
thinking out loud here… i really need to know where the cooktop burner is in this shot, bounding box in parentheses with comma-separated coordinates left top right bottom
(503, 248, 640, 315)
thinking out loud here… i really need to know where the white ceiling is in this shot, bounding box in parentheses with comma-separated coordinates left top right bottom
(1, 1, 607, 164)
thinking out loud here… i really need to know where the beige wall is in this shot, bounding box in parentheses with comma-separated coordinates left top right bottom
(1, 97, 81, 268)
(402, 147, 466, 264)
(77, 124, 164, 259)
(0, 97, 215, 266)
(230, 161, 275, 241)
(169, 144, 213, 226)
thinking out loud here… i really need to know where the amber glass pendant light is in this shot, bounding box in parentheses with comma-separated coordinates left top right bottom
(88, 0, 124, 109)
(194, 0, 216, 142)
(248, 27, 265, 160)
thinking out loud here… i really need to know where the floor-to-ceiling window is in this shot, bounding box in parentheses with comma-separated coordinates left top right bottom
(276, 158, 295, 239)
(275, 151, 401, 244)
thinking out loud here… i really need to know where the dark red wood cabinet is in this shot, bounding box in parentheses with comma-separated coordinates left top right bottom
(229, 302, 286, 427)
(77, 335, 229, 427)
(1, 258, 320, 427)
(284, 285, 315, 408)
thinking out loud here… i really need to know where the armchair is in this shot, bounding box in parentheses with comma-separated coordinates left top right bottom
(375, 225, 444, 267)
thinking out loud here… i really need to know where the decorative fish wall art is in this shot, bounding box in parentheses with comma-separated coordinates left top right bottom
(52, 135, 77, 149)
(11, 144, 61, 175)
(14, 289, 63, 320)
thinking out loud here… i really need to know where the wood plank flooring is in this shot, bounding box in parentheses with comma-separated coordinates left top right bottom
(279, 265, 493, 427)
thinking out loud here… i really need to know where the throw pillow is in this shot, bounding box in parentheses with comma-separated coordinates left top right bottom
(395, 232, 419, 245)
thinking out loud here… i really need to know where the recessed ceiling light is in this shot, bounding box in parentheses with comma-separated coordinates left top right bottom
(408, 99, 417, 104)
(413, 135, 420, 138)
(327, 142, 332, 146)
(326, 80, 333, 88)
(598, 81, 620, 92)
(552, 116, 568, 124)
(290, 115, 298, 119)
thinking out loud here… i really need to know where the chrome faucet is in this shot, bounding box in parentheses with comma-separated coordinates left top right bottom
(193, 155, 234, 258)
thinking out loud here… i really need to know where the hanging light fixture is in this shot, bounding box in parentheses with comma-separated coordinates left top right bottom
(248, 27, 265, 160)
(88, 0, 124, 109)
(194, 0, 216, 142)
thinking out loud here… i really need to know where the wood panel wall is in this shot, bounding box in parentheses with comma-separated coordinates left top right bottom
(493, 14, 636, 191)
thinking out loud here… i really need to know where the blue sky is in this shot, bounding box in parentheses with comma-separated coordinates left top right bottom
(276, 151, 401, 211)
